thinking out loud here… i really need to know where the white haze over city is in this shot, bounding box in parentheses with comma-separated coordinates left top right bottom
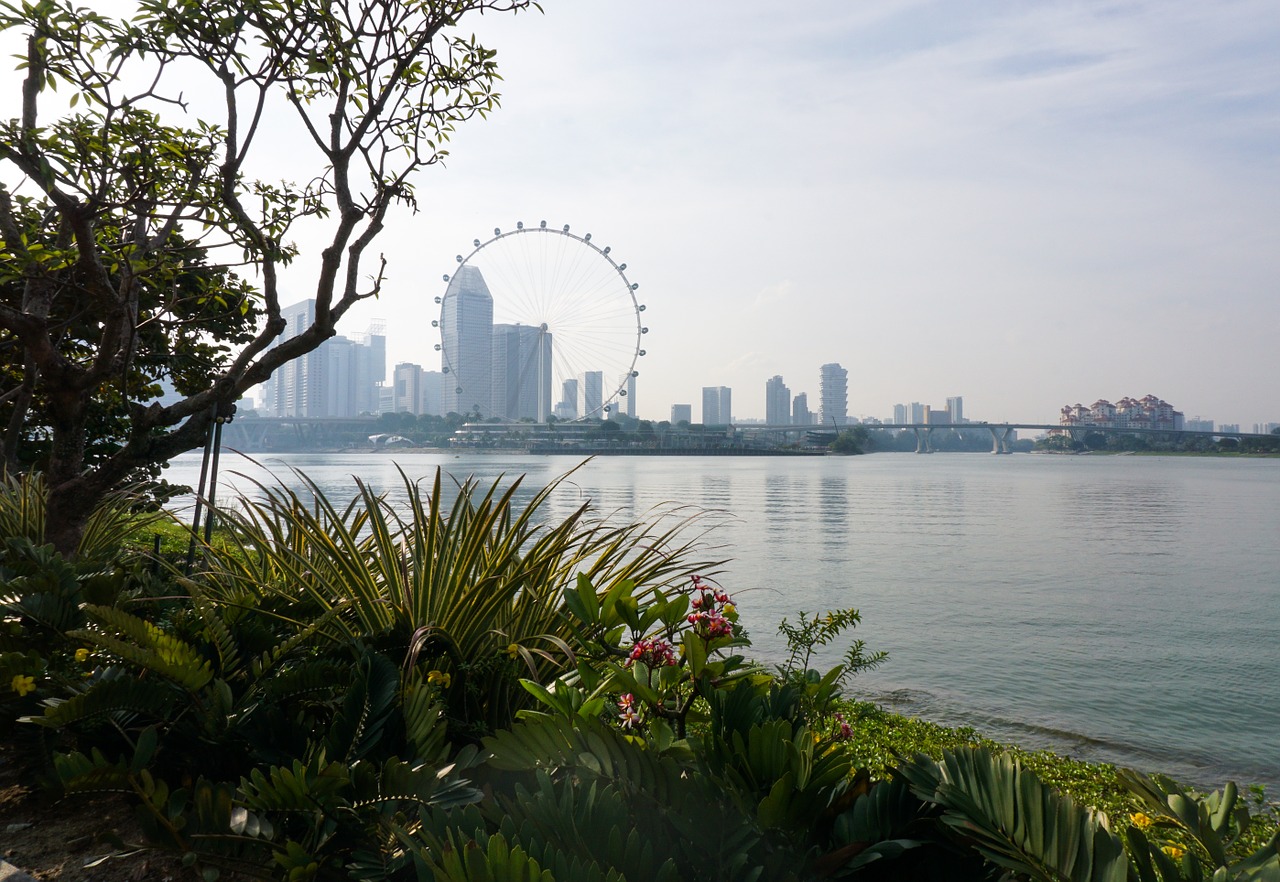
(4, 1, 1278, 426)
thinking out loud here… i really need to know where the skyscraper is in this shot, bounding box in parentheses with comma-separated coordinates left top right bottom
(671, 404, 692, 424)
(623, 373, 636, 418)
(440, 266, 493, 418)
(702, 387, 719, 425)
(765, 375, 791, 425)
(555, 379, 579, 420)
(420, 370, 442, 416)
(271, 299, 320, 417)
(581, 371, 603, 418)
(792, 393, 812, 426)
(819, 363, 848, 427)
(702, 386, 732, 425)
(267, 299, 385, 417)
(946, 396, 964, 425)
(393, 362, 423, 414)
(491, 324, 553, 421)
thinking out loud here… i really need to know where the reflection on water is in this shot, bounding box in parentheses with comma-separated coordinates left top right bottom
(165, 450, 1280, 790)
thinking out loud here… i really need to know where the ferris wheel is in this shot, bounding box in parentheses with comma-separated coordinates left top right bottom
(433, 221, 647, 421)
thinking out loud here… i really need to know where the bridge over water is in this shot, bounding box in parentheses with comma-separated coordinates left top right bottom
(219, 417, 1273, 455)
(743, 422, 1275, 454)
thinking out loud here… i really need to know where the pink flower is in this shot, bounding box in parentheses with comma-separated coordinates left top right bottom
(619, 707, 641, 728)
(626, 639, 677, 667)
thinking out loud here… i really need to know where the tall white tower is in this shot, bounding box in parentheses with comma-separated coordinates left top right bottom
(440, 266, 494, 417)
(819, 363, 848, 427)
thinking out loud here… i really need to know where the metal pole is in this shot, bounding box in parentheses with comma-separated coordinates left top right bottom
(183, 409, 217, 575)
(202, 418, 225, 545)
(202, 401, 236, 546)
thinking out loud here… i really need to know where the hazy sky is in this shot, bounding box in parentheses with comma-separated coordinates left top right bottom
(8, 1, 1280, 426)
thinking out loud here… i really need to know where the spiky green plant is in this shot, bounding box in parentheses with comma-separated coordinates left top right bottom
(191, 465, 726, 736)
(0, 470, 169, 561)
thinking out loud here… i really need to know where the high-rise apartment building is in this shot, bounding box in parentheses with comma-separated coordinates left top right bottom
(581, 371, 603, 418)
(792, 393, 812, 426)
(818, 363, 848, 427)
(765, 375, 791, 425)
(393, 362, 423, 414)
(671, 404, 692, 424)
(908, 402, 926, 424)
(491, 324, 553, 421)
(554, 379, 579, 420)
(266, 299, 385, 417)
(622, 373, 636, 418)
(702, 386, 732, 425)
(440, 266, 494, 418)
(269, 299, 320, 417)
(893, 403, 907, 424)
(420, 370, 442, 416)
(946, 396, 964, 425)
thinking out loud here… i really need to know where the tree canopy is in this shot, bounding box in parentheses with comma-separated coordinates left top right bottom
(0, 0, 536, 553)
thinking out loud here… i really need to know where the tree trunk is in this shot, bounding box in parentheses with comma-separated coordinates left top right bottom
(45, 476, 91, 558)
(43, 387, 92, 557)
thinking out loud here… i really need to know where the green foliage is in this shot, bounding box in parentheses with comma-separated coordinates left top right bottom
(0, 471, 169, 562)
(829, 427, 869, 455)
(775, 609, 886, 720)
(1120, 771, 1280, 880)
(195, 466, 723, 738)
(899, 746, 1130, 882)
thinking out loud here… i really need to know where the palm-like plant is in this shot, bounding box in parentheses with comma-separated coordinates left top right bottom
(193, 464, 726, 735)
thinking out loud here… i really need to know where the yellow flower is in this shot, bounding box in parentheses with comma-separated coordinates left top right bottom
(10, 674, 35, 697)
(75, 648, 90, 663)
(426, 670, 452, 688)
(506, 643, 520, 658)
(1161, 845, 1185, 859)
(723, 603, 736, 616)
(1130, 812, 1153, 830)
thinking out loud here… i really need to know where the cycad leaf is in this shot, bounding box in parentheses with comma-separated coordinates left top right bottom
(901, 746, 1127, 882)
(27, 673, 179, 728)
(73, 606, 213, 691)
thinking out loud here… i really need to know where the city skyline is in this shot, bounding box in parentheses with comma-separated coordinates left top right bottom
(258, 311, 1269, 430)
(10, 3, 1273, 426)
(320, 2, 1279, 428)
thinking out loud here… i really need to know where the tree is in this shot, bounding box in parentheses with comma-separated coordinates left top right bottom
(828, 426, 867, 455)
(0, 0, 534, 554)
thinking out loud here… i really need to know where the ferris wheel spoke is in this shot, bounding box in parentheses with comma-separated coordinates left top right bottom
(438, 226, 643, 420)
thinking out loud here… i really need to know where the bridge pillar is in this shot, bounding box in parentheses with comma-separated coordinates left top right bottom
(988, 426, 1013, 454)
(988, 426, 1001, 454)
(914, 427, 934, 453)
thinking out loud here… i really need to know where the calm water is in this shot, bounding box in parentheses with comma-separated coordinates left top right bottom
(165, 450, 1280, 790)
